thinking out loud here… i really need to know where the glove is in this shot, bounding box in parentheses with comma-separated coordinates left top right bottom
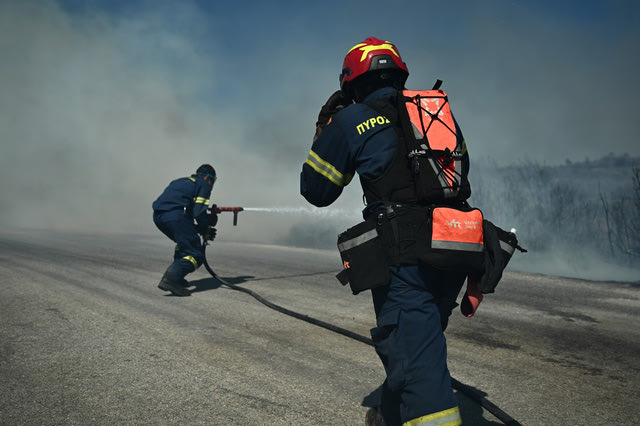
(316, 90, 352, 128)
(208, 206, 219, 227)
(203, 226, 217, 241)
(460, 273, 484, 317)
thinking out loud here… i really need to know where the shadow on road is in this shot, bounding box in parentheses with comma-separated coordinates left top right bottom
(361, 383, 504, 425)
(188, 272, 515, 425)
(455, 387, 505, 426)
(189, 275, 255, 293)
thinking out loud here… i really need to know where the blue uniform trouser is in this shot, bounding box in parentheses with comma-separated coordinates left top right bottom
(153, 210, 204, 282)
(370, 265, 466, 426)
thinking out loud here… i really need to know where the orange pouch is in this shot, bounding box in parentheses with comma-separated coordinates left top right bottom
(421, 206, 485, 272)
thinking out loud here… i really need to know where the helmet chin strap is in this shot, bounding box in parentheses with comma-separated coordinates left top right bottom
(352, 87, 365, 103)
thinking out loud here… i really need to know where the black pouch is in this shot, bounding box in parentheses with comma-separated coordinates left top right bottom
(336, 219, 390, 295)
(374, 205, 430, 265)
(476, 220, 524, 293)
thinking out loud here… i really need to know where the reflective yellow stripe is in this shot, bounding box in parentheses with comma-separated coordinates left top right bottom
(194, 197, 209, 204)
(403, 407, 461, 426)
(188, 177, 196, 182)
(305, 150, 353, 187)
(183, 255, 199, 270)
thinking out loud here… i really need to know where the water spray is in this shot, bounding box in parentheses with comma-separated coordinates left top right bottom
(209, 205, 363, 226)
(243, 206, 361, 219)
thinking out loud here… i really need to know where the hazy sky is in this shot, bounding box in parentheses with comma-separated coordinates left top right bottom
(1, 0, 639, 238)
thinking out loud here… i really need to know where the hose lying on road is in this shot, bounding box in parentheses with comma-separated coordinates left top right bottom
(202, 242, 521, 426)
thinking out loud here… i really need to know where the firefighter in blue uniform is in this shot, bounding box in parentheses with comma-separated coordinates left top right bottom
(153, 164, 218, 297)
(300, 38, 466, 425)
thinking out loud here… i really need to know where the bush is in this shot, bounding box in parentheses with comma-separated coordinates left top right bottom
(469, 156, 639, 266)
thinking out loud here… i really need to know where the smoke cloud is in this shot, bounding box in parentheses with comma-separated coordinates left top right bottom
(1, 1, 638, 281)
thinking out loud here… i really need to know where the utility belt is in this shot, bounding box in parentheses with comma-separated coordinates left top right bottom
(336, 203, 522, 295)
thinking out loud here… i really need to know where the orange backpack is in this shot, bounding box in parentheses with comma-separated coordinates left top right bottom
(398, 85, 471, 202)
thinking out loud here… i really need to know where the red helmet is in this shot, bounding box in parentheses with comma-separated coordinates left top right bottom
(339, 37, 409, 90)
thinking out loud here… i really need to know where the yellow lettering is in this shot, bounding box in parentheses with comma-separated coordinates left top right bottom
(356, 116, 390, 135)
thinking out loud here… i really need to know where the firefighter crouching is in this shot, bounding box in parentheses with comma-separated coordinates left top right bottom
(152, 164, 218, 297)
(300, 38, 472, 425)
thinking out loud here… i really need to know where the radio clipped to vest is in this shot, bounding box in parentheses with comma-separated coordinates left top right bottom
(400, 89, 470, 203)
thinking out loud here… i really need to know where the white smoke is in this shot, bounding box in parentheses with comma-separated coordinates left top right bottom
(1, 0, 638, 281)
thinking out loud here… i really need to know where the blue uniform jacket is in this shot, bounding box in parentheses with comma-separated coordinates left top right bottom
(300, 87, 398, 211)
(152, 175, 212, 231)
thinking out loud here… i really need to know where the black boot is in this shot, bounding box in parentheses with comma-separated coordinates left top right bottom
(158, 276, 190, 296)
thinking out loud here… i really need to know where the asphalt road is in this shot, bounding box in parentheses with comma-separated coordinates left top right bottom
(1, 229, 638, 425)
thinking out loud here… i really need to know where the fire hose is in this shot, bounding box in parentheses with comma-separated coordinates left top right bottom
(202, 208, 521, 425)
